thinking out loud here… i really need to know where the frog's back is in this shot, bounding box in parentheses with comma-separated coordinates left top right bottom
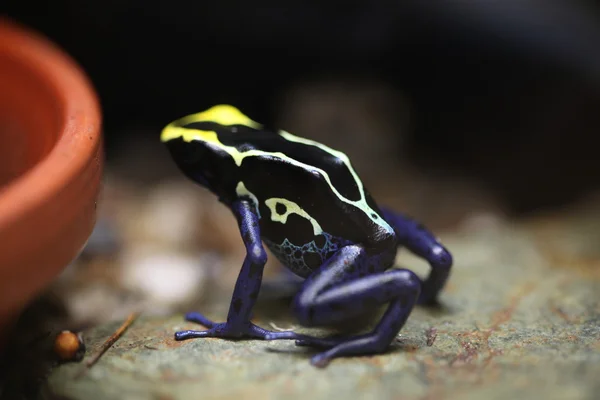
(163, 109, 396, 277)
(186, 121, 359, 195)
(197, 123, 394, 276)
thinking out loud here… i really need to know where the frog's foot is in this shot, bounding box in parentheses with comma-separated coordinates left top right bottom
(267, 330, 400, 367)
(276, 244, 422, 368)
(264, 331, 346, 348)
(175, 312, 299, 341)
(307, 335, 392, 368)
(182, 311, 214, 327)
(269, 274, 421, 366)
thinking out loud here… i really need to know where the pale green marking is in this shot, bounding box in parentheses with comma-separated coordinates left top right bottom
(215, 135, 391, 233)
(265, 198, 323, 236)
(278, 130, 393, 233)
(236, 182, 261, 218)
(161, 105, 393, 234)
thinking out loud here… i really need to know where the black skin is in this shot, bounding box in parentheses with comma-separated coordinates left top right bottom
(164, 118, 453, 368)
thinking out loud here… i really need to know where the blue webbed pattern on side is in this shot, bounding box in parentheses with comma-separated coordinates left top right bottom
(263, 232, 352, 278)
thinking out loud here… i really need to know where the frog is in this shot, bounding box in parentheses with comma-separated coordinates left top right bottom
(161, 104, 453, 367)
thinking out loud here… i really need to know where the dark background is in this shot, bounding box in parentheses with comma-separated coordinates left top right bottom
(3, 0, 600, 214)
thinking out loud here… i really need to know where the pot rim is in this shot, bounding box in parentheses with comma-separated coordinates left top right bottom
(0, 17, 102, 227)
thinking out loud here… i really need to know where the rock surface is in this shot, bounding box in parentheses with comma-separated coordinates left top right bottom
(36, 216, 600, 400)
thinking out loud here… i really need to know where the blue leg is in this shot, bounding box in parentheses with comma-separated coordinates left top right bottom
(380, 207, 453, 304)
(174, 200, 300, 341)
(265, 245, 422, 367)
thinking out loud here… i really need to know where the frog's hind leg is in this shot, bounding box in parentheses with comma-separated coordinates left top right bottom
(380, 207, 453, 305)
(265, 244, 421, 367)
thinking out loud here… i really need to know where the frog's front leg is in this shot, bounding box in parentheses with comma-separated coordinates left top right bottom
(174, 200, 299, 341)
(380, 208, 453, 305)
(265, 245, 422, 367)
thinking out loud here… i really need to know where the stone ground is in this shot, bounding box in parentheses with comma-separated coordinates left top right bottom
(30, 212, 599, 400)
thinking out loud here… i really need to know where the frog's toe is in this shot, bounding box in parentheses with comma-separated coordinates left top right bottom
(184, 311, 215, 328)
(308, 335, 391, 367)
(310, 352, 333, 368)
(263, 331, 340, 346)
(174, 329, 212, 340)
(263, 331, 304, 340)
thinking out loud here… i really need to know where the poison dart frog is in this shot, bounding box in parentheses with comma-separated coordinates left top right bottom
(161, 105, 453, 367)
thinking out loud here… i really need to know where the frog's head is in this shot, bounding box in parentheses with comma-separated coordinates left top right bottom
(160, 105, 262, 192)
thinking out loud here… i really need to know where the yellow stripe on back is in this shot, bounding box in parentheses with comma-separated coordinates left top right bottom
(160, 126, 220, 144)
(180, 105, 262, 128)
(159, 105, 393, 234)
(160, 105, 262, 143)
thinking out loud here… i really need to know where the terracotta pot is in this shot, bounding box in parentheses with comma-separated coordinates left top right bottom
(0, 19, 103, 345)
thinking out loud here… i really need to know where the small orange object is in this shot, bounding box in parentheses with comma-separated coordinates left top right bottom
(54, 330, 85, 361)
